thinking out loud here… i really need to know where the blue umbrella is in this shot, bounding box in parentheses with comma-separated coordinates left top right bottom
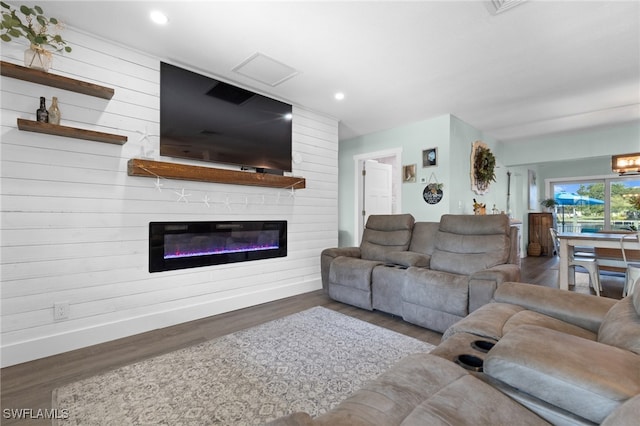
(555, 192, 605, 206)
(554, 192, 604, 231)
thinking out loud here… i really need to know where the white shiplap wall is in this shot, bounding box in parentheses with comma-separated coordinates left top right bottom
(0, 29, 338, 367)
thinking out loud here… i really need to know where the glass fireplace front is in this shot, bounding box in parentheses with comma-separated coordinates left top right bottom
(149, 221, 287, 272)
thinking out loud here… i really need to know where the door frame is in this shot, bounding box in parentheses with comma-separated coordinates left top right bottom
(353, 148, 403, 245)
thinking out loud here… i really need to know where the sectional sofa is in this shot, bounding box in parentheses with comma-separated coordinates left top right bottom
(321, 213, 521, 332)
(268, 281, 640, 425)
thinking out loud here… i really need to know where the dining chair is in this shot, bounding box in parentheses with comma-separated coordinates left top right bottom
(549, 228, 601, 296)
(620, 233, 640, 298)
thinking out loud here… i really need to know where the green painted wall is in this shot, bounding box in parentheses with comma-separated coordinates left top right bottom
(339, 114, 514, 246)
(338, 116, 638, 249)
(501, 122, 640, 167)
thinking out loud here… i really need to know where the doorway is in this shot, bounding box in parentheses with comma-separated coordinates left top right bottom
(353, 148, 402, 245)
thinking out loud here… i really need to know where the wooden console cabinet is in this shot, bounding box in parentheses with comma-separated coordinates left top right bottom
(528, 212, 554, 256)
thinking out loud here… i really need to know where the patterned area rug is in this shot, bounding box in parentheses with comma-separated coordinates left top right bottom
(53, 306, 434, 425)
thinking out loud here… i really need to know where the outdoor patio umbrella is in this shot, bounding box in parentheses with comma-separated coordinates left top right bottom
(554, 192, 605, 231)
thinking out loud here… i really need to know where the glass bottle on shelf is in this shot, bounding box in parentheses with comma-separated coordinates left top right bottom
(36, 96, 48, 123)
(48, 97, 61, 125)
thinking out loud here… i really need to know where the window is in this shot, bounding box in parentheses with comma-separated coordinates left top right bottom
(550, 176, 640, 232)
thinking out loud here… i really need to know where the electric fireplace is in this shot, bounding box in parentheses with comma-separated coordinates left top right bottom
(149, 221, 287, 272)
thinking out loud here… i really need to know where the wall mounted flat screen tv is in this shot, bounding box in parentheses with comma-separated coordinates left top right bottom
(160, 62, 293, 173)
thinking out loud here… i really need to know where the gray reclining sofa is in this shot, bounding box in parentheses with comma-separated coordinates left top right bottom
(433, 281, 640, 425)
(321, 213, 521, 332)
(268, 282, 640, 426)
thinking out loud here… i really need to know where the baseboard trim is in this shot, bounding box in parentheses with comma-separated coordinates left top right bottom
(1, 279, 321, 368)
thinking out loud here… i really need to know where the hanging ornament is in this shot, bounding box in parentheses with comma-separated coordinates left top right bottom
(423, 172, 444, 205)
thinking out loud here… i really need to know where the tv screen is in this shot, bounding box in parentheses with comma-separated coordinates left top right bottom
(160, 62, 292, 173)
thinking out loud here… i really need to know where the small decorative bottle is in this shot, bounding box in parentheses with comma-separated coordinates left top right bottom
(48, 96, 61, 125)
(36, 96, 48, 123)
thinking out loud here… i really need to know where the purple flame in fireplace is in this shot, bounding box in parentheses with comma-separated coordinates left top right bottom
(163, 230, 280, 260)
(149, 220, 287, 272)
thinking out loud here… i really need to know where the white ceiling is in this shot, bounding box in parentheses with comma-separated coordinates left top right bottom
(34, 1, 640, 142)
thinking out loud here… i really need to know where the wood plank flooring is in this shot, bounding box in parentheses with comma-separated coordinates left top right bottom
(0, 256, 625, 425)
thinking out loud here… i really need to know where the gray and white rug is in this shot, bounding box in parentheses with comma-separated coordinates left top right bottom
(53, 306, 434, 425)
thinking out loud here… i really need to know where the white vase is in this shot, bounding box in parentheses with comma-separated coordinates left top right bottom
(24, 46, 52, 71)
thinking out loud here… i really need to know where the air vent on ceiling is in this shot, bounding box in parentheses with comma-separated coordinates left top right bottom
(485, 0, 527, 15)
(233, 53, 299, 87)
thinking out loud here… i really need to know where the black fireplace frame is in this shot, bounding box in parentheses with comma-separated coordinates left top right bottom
(149, 221, 287, 272)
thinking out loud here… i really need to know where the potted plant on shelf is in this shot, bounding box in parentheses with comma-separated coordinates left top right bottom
(0, 2, 72, 71)
(540, 198, 558, 212)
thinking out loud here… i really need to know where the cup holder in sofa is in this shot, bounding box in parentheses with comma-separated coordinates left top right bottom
(471, 340, 495, 353)
(455, 354, 484, 372)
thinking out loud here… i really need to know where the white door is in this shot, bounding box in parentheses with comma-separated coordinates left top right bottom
(358, 160, 393, 242)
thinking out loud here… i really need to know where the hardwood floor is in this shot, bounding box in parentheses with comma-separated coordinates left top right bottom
(1, 256, 625, 425)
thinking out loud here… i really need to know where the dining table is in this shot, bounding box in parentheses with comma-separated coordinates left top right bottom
(556, 231, 640, 290)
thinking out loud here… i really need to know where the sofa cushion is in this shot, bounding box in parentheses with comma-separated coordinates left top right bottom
(633, 278, 640, 313)
(430, 215, 510, 275)
(601, 394, 640, 426)
(404, 268, 469, 317)
(442, 302, 525, 341)
(407, 222, 439, 255)
(441, 301, 597, 342)
(485, 325, 640, 424)
(494, 282, 615, 333)
(360, 214, 414, 261)
(400, 374, 548, 426)
(329, 257, 381, 292)
(503, 310, 597, 341)
(438, 214, 510, 236)
(300, 353, 549, 426)
(597, 296, 640, 355)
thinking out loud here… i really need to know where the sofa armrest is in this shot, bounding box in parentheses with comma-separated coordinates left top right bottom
(485, 325, 640, 424)
(320, 247, 361, 292)
(467, 265, 521, 312)
(494, 282, 616, 333)
(322, 246, 361, 259)
(385, 250, 430, 268)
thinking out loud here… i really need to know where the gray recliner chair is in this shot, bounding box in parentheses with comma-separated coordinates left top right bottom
(321, 214, 415, 310)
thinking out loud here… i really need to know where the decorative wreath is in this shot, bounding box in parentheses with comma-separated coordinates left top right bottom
(471, 141, 496, 194)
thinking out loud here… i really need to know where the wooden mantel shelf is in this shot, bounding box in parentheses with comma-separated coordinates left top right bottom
(128, 158, 306, 189)
(0, 60, 114, 99)
(17, 119, 127, 145)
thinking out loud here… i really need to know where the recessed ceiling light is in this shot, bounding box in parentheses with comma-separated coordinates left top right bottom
(334, 92, 345, 101)
(150, 10, 168, 25)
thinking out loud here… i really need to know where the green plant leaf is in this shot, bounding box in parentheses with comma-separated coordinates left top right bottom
(34, 5, 43, 14)
(0, 2, 11, 10)
(64, 45, 71, 52)
(49, 17, 57, 24)
(0, 33, 11, 42)
(19, 5, 32, 15)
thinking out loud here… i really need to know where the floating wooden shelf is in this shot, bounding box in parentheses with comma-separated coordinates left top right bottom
(1, 60, 114, 99)
(128, 158, 306, 189)
(17, 119, 127, 145)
